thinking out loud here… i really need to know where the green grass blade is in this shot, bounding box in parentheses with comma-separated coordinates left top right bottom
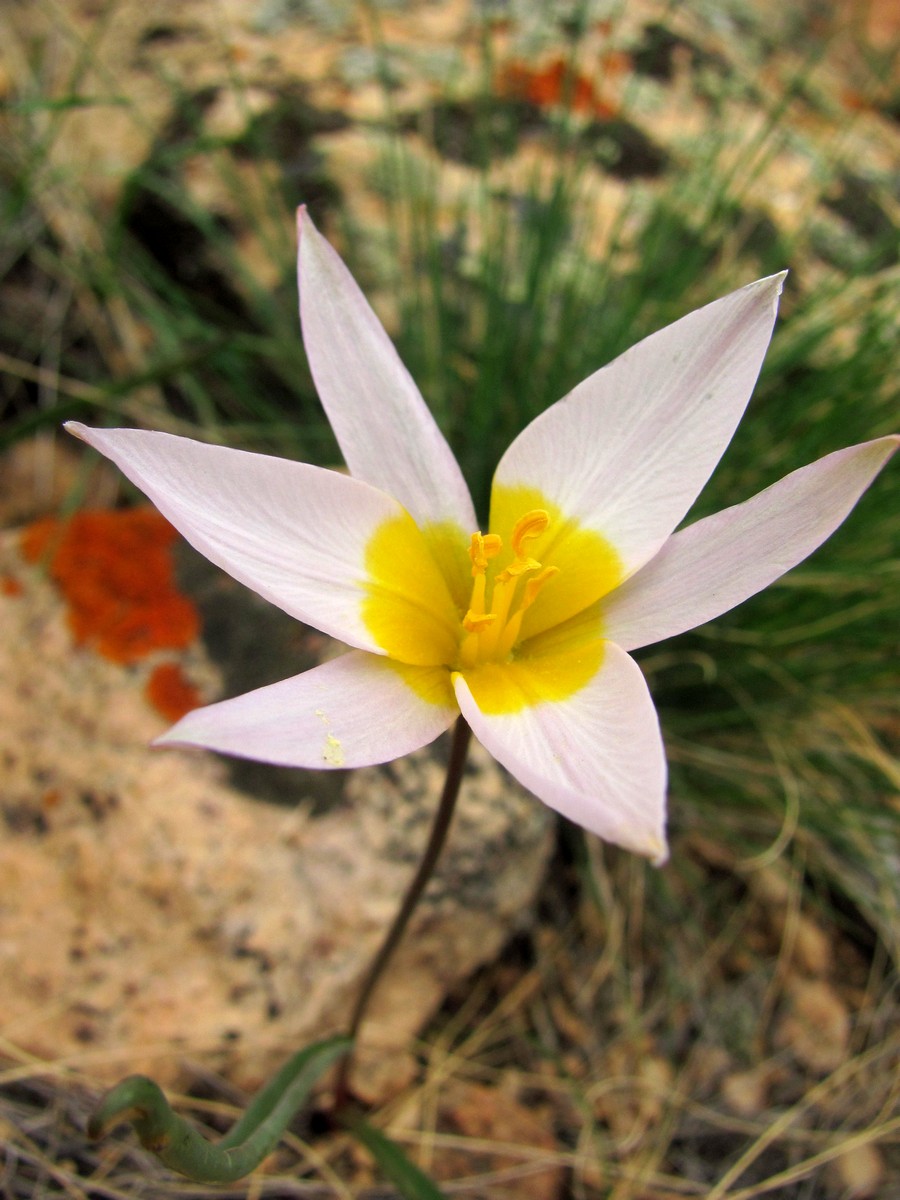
(343, 1110, 449, 1200)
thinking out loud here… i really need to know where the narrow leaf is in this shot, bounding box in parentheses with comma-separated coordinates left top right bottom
(343, 1110, 450, 1200)
(89, 1035, 350, 1183)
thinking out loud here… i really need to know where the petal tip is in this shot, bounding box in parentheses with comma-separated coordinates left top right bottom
(627, 808, 669, 867)
(151, 727, 198, 752)
(297, 204, 326, 260)
(649, 838, 670, 867)
(868, 433, 900, 469)
(754, 269, 788, 308)
(151, 710, 202, 749)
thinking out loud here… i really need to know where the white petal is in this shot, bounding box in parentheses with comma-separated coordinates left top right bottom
(603, 436, 899, 650)
(453, 643, 668, 863)
(494, 274, 785, 575)
(155, 652, 457, 768)
(65, 422, 418, 655)
(297, 208, 476, 532)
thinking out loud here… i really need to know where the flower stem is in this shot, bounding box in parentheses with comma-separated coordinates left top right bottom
(334, 715, 473, 1108)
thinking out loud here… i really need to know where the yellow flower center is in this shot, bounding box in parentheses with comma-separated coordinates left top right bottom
(458, 509, 559, 669)
(360, 487, 624, 714)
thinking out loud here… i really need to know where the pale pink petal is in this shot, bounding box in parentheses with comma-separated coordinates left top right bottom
(493, 274, 785, 576)
(298, 208, 476, 533)
(453, 643, 668, 863)
(64, 422, 441, 656)
(603, 436, 899, 651)
(155, 652, 457, 768)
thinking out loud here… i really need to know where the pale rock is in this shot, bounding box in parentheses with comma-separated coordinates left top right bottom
(0, 528, 553, 1101)
(774, 978, 850, 1075)
(720, 1065, 775, 1118)
(826, 1142, 886, 1199)
(791, 914, 833, 977)
(746, 862, 792, 908)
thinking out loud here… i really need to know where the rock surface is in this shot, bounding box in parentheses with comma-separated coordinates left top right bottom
(0, 521, 553, 1100)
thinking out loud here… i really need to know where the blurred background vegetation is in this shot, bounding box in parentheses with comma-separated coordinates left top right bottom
(1, 0, 898, 1196)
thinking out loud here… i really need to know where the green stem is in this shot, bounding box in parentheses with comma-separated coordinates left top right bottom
(334, 715, 472, 1106)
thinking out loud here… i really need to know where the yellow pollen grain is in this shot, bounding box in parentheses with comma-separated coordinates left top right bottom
(323, 733, 345, 766)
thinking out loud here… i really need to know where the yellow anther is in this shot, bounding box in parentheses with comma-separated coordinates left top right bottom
(469, 532, 502, 574)
(510, 509, 550, 558)
(463, 611, 497, 634)
(496, 556, 540, 584)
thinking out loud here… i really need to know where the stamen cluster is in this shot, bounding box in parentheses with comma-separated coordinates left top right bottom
(458, 509, 559, 668)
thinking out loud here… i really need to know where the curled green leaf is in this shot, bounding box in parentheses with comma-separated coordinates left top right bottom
(89, 1035, 350, 1183)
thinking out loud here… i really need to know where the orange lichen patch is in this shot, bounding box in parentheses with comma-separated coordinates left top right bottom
(146, 662, 202, 722)
(506, 59, 597, 113)
(19, 515, 61, 564)
(20, 507, 200, 663)
(1, 573, 23, 597)
(497, 56, 626, 118)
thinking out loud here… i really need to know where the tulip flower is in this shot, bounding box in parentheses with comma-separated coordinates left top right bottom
(66, 211, 897, 865)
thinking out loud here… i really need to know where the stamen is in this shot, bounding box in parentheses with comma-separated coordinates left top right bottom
(495, 555, 540, 584)
(462, 611, 496, 634)
(522, 564, 560, 609)
(497, 565, 560, 658)
(511, 509, 550, 557)
(466, 531, 502, 629)
(469, 532, 502, 574)
(458, 509, 559, 668)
